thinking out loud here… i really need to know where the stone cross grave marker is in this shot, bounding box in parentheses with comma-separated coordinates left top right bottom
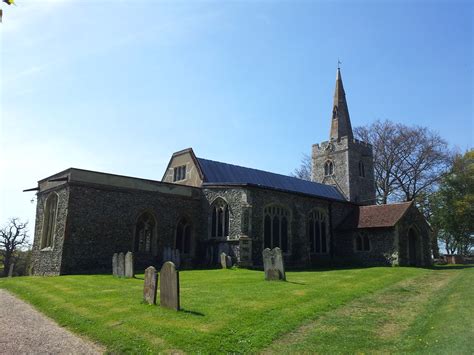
(112, 253, 118, 276)
(117, 252, 125, 277)
(125, 251, 134, 278)
(143, 266, 158, 305)
(220, 252, 228, 269)
(262, 247, 286, 281)
(160, 261, 180, 311)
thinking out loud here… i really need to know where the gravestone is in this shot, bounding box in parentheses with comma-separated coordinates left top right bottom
(220, 252, 228, 269)
(239, 235, 253, 267)
(117, 252, 125, 277)
(8, 263, 14, 278)
(163, 247, 181, 269)
(163, 246, 171, 262)
(125, 251, 134, 278)
(160, 261, 180, 311)
(266, 268, 280, 281)
(262, 247, 286, 281)
(226, 255, 233, 268)
(112, 253, 118, 276)
(174, 249, 181, 269)
(143, 266, 158, 305)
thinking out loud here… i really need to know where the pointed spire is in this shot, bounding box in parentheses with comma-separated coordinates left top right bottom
(330, 68, 353, 140)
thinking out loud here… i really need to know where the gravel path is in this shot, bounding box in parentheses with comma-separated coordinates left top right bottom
(0, 289, 105, 354)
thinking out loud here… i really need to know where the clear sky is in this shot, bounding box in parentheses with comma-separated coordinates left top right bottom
(0, 0, 472, 235)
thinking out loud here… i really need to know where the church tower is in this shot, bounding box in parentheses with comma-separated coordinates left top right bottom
(312, 68, 376, 205)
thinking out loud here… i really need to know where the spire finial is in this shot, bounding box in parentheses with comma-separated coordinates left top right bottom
(337, 59, 342, 70)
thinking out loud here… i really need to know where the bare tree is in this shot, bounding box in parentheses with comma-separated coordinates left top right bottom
(291, 153, 312, 181)
(392, 125, 452, 201)
(354, 120, 406, 204)
(0, 218, 29, 277)
(355, 120, 452, 204)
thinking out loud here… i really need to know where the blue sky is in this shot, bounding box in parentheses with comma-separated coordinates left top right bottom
(0, 0, 472, 232)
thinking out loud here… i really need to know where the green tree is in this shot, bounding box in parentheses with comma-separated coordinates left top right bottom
(431, 150, 474, 255)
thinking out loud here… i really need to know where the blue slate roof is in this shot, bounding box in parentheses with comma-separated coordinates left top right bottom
(197, 157, 346, 201)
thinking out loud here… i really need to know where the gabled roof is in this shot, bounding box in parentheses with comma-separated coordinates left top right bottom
(196, 157, 346, 201)
(338, 201, 413, 230)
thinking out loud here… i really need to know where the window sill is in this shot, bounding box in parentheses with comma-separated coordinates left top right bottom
(40, 247, 53, 252)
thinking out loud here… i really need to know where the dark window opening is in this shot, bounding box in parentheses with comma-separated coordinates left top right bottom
(307, 210, 329, 254)
(263, 206, 290, 253)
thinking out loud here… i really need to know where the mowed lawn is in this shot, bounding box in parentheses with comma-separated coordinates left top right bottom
(0, 266, 472, 353)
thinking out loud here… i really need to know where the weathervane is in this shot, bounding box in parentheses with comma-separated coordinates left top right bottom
(337, 59, 342, 69)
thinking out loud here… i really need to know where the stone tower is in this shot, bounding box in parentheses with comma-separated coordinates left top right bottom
(312, 68, 376, 205)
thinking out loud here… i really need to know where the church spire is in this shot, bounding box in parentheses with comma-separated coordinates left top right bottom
(330, 68, 353, 140)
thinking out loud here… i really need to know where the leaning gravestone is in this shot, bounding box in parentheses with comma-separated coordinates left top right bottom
(220, 252, 228, 269)
(125, 251, 134, 278)
(112, 253, 118, 276)
(160, 261, 180, 311)
(262, 247, 286, 281)
(117, 252, 125, 277)
(143, 266, 158, 305)
(226, 255, 233, 268)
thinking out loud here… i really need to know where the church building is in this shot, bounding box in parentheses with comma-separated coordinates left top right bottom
(28, 69, 432, 275)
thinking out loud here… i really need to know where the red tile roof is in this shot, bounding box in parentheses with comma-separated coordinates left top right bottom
(338, 201, 413, 230)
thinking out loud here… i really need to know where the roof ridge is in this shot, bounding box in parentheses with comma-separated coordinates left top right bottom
(196, 157, 326, 186)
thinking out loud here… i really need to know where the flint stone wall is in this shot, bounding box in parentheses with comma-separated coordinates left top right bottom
(31, 183, 202, 275)
(30, 187, 70, 276)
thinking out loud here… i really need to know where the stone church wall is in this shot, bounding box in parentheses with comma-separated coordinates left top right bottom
(246, 187, 352, 267)
(32, 182, 203, 275)
(334, 228, 397, 266)
(31, 186, 70, 276)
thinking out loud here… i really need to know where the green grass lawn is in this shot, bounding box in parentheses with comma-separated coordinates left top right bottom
(0, 266, 472, 353)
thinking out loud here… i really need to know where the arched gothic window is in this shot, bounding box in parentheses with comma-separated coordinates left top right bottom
(359, 161, 365, 177)
(135, 212, 155, 253)
(211, 199, 229, 238)
(307, 210, 328, 254)
(176, 218, 192, 254)
(324, 160, 334, 176)
(355, 233, 370, 252)
(264, 206, 290, 252)
(41, 193, 58, 249)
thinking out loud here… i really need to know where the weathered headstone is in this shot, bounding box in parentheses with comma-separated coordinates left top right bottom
(143, 266, 158, 305)
(226, 255, 233, 268)
(163, 247, 181, 269)
(262, 247, 286, 281)
(174, 249, 181, 269)
(112, 253, 118, 276)
(8, 263, 14, 278)
(160, 261, 180, 311)
(125, 251, 134, 278)
(117, 252, 125, 277)
(239, 235, 253, 267)
(220, 252, 228, 269)
(273, 247, 286, 281)
(266, 268, 280, 281)
(163, 246, 171, 262)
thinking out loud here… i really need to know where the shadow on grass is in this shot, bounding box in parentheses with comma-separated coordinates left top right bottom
(181, 308, 205, 316)
(285, 280, 306, 285)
